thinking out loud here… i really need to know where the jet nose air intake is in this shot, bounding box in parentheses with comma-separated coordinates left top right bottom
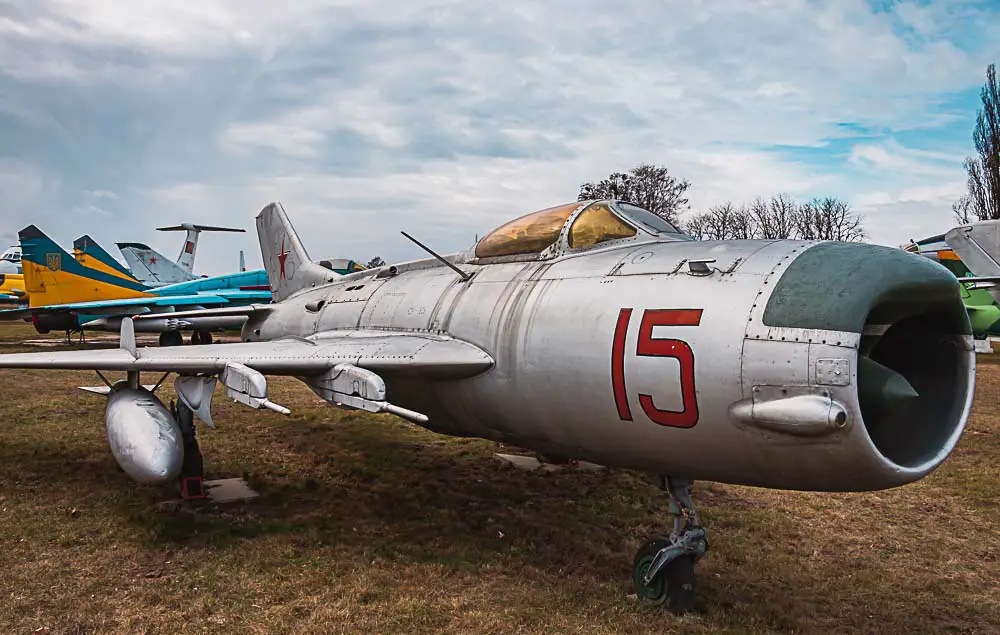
(761, 241, 975, 481)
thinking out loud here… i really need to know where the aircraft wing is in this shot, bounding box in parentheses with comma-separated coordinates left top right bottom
(0, 330, 494, 378)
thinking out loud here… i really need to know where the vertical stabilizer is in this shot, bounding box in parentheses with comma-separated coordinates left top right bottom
(117, 242, 195, 286)
(73, 235, 137, 282)
(255, 203, 333, 302)
(19, 226, 151, 307)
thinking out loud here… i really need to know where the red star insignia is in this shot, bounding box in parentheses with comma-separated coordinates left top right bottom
(277, 239, 290, 280)
(148, 255, 157, 265)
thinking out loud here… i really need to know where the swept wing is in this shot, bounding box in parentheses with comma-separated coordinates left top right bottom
(0, 328, 494, 378)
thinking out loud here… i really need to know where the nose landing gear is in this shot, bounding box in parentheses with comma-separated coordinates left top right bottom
(632, 476, 708, 614)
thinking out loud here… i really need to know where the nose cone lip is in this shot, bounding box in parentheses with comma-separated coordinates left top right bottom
(756, 240, 974, 484)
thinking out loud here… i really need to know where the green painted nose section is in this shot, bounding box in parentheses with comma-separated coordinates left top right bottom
(762, 241, 969, 334)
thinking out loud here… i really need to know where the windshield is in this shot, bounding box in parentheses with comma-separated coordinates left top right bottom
(613, 202, 690, 238)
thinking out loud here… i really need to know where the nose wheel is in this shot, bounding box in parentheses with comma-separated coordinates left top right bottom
(631, 476, 707, 614)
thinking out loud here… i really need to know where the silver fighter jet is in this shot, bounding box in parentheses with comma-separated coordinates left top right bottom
(0, 199, 976, 613)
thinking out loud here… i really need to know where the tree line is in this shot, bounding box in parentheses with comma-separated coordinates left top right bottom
(578, 164, 865, 241)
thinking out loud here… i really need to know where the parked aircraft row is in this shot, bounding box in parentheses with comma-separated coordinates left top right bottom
(0, 223, 367, 345)
(0, 224, 235, 304)
(0, 199, 976, 613)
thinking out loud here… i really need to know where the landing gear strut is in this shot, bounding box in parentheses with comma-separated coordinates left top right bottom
(632, 476, 708, 614)
(64, 330, 86, 345)
(170, 399, 206, 499)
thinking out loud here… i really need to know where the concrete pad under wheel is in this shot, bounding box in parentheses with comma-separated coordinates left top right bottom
(494, 453, 606, 472)
(204, 477, 259, 503)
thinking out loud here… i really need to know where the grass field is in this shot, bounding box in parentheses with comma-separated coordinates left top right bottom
(0, 321, 997, 634)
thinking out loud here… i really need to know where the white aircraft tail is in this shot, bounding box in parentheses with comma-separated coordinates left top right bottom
(256, 202, 333, 302)
(156, 223, 246, 274)
(117, 242, 194, 286)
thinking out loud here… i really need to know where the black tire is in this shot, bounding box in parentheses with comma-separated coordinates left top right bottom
(198, 330, 213, 345)
(632, 539, 697, 614)
(662, 554, 697, 615)
(159, 330, 184, 347)
(190, 330, 202, 345)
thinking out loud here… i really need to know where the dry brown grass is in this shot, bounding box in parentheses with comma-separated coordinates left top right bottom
(0, 321, 997, 634)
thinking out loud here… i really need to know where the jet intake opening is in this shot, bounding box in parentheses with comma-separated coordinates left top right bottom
(858, 297, 973, 470)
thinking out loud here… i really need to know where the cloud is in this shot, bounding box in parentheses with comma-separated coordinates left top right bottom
(0, 0, 997, 271)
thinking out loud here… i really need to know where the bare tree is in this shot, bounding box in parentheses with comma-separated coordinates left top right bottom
(578, 163, 691, 224)
(958, 63, 1000, 221)
(751, 193, 798, 239)
(685, 203, 758, 240)
(794, 197, 865, 241)
(683, 213, 710, 240)
(953, 196, 973, 224)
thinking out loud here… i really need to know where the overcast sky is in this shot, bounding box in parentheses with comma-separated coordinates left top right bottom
(1, 0, 998, 275)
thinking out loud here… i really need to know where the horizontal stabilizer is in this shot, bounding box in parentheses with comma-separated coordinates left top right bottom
(157, 224, 246, 233)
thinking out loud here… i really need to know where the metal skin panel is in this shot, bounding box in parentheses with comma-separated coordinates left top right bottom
(241, 238, 860, 489)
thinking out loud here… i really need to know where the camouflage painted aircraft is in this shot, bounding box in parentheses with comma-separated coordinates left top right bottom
(903, 228, 1000, 347)
(0, 200, 975, 613)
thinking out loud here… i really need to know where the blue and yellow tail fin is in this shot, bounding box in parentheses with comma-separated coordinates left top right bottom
(19, 225, 153, 307)
(73, 235, 138, 282)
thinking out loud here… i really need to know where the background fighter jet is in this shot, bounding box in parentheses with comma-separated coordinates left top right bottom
(904, 223, 1000, 351)
(0, 200, 975, 613)
(117, 223, 246, 286)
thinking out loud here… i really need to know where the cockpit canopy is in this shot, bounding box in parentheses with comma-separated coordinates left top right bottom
(474, 199, 689, 260)
(0, 246, 21, 263)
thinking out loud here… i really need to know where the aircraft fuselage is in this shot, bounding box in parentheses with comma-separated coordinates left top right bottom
(241, 235, 974, 493)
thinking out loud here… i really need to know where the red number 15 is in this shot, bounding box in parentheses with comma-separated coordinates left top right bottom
(611, 308, 702, 428)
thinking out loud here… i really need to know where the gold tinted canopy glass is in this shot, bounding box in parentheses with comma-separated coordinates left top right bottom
(475, 202, 583, 258)
(568, 201, 638, 249)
